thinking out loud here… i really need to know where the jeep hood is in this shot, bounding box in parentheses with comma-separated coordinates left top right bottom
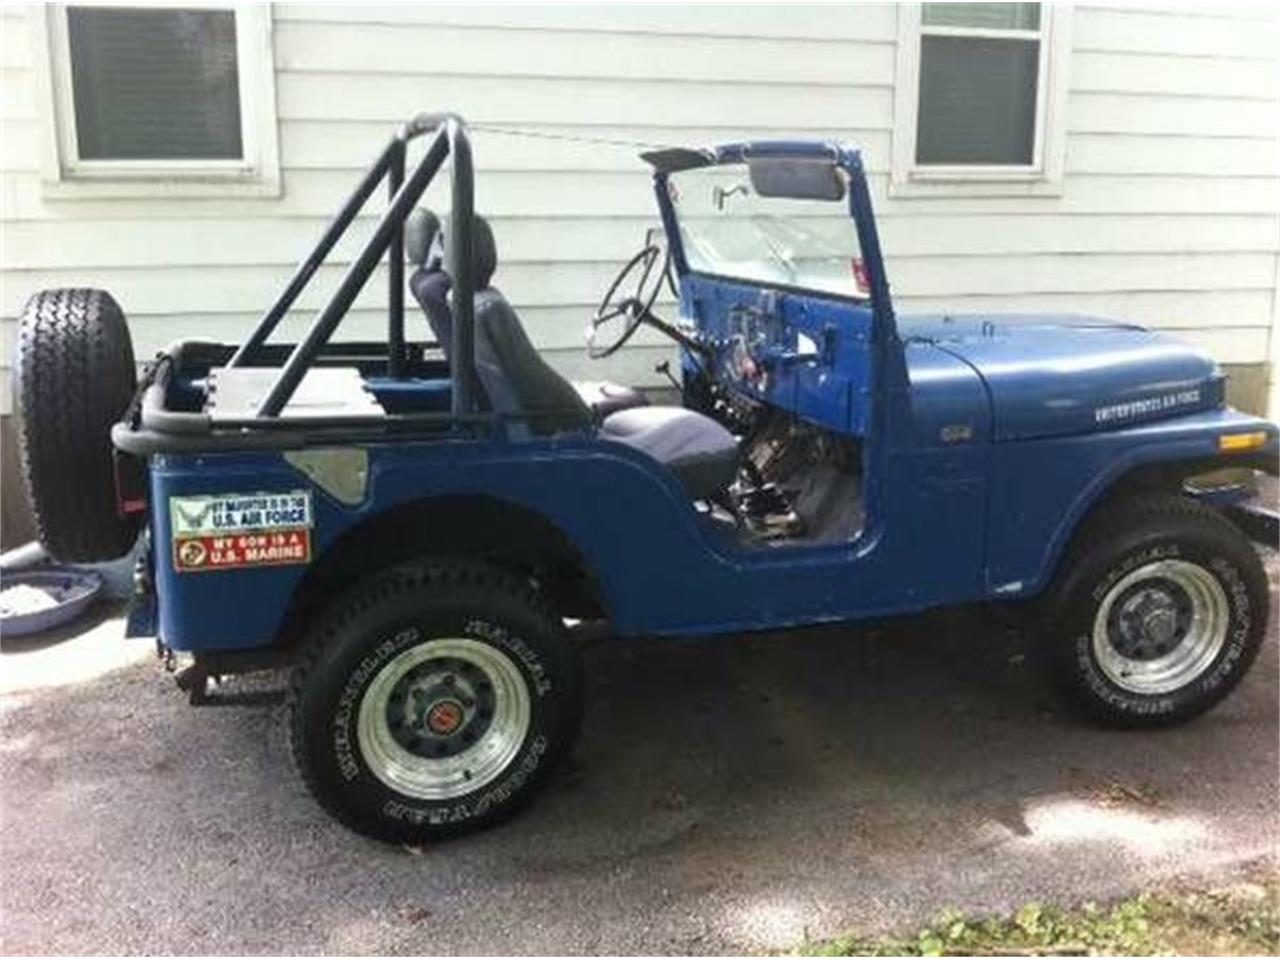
(898, 314, 1224, 441)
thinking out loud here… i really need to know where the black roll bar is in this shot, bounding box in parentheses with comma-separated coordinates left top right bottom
(230, 112, 477, 419)
(446, 127, 476, 418)
(386, 138, 407, 378)
(226, 139, 399, 368)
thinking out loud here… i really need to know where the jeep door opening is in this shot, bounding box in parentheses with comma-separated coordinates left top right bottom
(15, 113, 1278, 842)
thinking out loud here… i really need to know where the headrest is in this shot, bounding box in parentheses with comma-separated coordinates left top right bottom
(405, 207, 441, 267)
(442, 214, 497, 290)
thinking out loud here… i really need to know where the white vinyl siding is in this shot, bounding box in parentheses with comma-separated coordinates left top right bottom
(2, 2, 1278, 417)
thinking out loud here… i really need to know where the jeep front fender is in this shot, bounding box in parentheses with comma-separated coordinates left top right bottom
(984, 408, 1278, 599)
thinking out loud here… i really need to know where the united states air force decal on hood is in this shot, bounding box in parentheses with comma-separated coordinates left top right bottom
(1094, 389, 1201, 425)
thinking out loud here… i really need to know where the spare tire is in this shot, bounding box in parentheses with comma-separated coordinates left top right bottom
(16, 289, 141, 561)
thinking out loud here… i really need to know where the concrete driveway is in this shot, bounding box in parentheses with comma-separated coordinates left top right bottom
(1, 552, 1276, 955)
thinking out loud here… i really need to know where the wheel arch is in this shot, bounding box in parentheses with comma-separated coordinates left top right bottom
(274, 494, 608, 650)
(1031, 449, 1273, 600)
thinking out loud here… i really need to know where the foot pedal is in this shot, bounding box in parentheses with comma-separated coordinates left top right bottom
(740, 483, 804, 539)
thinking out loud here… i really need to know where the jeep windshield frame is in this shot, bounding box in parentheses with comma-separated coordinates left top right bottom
(644, 141, 896, 329)
(667, 164, 868, 300)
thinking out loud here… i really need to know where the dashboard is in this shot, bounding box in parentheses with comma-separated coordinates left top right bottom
(680, 274, 875, 437)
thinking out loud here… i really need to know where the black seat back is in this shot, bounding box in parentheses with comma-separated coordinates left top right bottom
(406, 207, 451, 348)
(474, 289, 591, 433)
(410, 269, 453, 349)
(405, 207, 590, 434)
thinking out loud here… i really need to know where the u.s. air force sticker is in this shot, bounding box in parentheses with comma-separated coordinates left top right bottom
(169, 490, 313, 573)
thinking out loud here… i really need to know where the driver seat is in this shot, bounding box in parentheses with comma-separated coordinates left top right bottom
(409, 211, 740, 502)
(406, 209, 647, 420)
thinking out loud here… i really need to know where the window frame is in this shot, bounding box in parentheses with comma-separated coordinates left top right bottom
(31, 1, 280, 198)
(891, 2, 1072, 198)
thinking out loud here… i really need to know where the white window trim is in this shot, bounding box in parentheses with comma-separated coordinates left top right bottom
(31, 1, 280, 199)
(891, 3, 1072, 199)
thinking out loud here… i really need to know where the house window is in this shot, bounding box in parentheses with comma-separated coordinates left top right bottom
(892, 2, 1071, 195)
(35, 3, 279, 197)
(68, 7, 243, 161)
(917, 3, 1041, 166)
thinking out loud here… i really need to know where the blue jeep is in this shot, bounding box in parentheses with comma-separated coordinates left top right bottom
(15, 114, 1278, 842)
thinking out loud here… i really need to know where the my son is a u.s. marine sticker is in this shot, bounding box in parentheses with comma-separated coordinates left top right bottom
(170, 490, 313, 573)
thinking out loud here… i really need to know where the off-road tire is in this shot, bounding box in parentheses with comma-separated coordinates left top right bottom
(1042, 494, 1268, 727)
(16, 288, 140, 561)
(288, 561, 583, 843)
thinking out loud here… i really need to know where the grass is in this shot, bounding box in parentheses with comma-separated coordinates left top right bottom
(797, 866, 1279, 957)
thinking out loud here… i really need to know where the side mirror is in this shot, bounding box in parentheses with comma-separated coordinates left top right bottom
(711, 183, 749, 210)
(748, 158, 845, 202)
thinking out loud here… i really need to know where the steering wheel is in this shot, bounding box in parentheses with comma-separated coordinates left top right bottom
(587, 243, 673, 359)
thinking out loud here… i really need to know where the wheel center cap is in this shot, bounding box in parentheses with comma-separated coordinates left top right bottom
(1143, 608, 1178, 648)
(425, 699, 465, 736)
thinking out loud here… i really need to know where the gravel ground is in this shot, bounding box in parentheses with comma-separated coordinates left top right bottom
(1, 546, 1276, 955)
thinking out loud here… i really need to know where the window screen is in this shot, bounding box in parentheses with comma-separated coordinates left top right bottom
(922, 3, 1039, 30)
(916, 3, 1041, 166)
(67, 7, 243, 161)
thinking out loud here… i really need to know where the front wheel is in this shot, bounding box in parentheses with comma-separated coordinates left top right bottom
(288, 562, 582, 842)
(1043, 495, 1269, 727)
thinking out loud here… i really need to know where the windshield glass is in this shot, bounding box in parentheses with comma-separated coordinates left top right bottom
(668, 163, 867, 298)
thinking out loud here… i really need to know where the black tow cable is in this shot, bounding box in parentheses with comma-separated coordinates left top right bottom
(468, 123, 684, 153)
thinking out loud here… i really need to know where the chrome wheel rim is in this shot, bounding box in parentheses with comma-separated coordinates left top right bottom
(357, 637, 531, 800)
(1091, 559, 1229, 695)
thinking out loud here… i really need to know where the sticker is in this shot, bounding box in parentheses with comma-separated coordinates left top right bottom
(940, 423, 974, 444)
(1094, 388, 1201, 425)
(170, 490, 312, 573)
(851, 257, 871, 295)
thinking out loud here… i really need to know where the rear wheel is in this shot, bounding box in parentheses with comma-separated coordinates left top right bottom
(288, 561, 582, 842)
(1043, 495, 1268, 727)
(16, 288, 140, 561)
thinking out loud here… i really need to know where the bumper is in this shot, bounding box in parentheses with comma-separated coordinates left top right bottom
(1224, 496, 1279, 546)
(1186, 462, 1278, 547)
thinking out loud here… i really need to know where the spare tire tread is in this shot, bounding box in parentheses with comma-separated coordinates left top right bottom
(16, 288, 140, 561)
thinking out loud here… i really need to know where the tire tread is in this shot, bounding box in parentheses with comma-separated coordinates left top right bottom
(286, 559, 579, 841)
(16, 288, 139, 561)
(1044, 492, 1269, 727)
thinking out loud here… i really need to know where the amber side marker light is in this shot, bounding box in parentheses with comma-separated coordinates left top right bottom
(1218, 431, 1268, 453)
